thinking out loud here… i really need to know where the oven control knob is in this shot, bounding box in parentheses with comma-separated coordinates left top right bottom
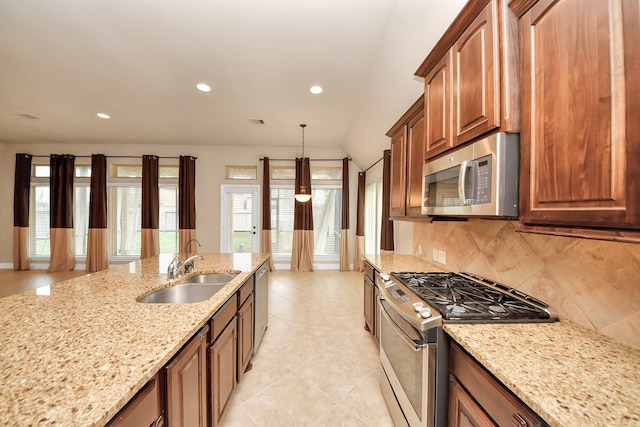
(379, 273, 390, 281)
(412, 302, 424, 312)
(419, 308, 432, 319)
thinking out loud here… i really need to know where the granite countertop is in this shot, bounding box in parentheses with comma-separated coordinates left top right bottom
(363, 253, 640, 427)
(0, 253, 270, 426)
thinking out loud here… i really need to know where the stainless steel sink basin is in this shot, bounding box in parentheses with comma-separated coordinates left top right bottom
(138, 283, 225, 304)
(186, 272, 239, 284)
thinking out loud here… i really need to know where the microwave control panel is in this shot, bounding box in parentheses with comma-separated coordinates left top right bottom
(474, 154, 492, 204)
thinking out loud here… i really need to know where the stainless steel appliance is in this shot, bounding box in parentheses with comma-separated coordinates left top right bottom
(253, 261, 269, 353)
(422, 132, 519, 217)
(377, 271, 558, 427)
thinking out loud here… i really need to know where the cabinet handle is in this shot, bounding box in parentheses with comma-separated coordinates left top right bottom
(151, 413, 164, 427)
(512, 413, 528, 427)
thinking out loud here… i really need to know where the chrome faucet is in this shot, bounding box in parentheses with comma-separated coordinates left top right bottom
(166, 239, 204, 280)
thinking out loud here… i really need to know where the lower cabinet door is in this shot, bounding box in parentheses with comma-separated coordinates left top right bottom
(238, 294, 254, 383)
(449, 376, 497, 427)
(210, 318, 238, 427)
(166, 326, 209, 427)
(109, 375, 163, 427)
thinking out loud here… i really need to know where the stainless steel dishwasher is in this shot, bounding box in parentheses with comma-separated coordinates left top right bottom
(254, 261, 269, 353)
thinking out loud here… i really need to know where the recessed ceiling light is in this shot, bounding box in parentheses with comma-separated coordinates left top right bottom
(310, 85, 323, 94)
(196, 83, 211, 92)
(97, 113, 110, 119)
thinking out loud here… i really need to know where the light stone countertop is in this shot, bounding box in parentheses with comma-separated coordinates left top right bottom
(364, 253, 640, 427)
(0, 253, 270, 426)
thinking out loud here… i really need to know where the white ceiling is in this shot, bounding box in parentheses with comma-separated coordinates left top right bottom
(0, 0, 466, 169)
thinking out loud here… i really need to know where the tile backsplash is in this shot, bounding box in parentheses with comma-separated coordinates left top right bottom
(413, 219, 640, 350)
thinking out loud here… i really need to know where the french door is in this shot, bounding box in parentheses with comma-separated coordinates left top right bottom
(220, 185, 260, 253)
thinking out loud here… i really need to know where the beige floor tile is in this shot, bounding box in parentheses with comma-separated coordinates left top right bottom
(220, 271, 391, 426)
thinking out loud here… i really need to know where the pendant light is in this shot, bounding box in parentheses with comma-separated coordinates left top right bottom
(294, 123, 312, 203)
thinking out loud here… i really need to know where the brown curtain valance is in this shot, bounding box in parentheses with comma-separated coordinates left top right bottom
(293, 157, 313, 230)
(48, 154, 75, 272)
(88, 154, 107, 229)
(14, 154, 32, 227)
(355, 172, 365, 237)
(142, 155, 159, 230)
(141, 155, 159, 258)
(179, 156, 196, 230)
(380, 149, 394, 251)
(49, 154, 75, 229)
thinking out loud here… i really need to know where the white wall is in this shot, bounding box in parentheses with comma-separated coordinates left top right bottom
(0, 142, 359, 266)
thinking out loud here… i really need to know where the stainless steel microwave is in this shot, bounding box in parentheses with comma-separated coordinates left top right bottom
(422, 132, 519, 217)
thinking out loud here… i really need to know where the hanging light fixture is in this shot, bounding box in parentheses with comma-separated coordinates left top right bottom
(294, 123, 312, 203)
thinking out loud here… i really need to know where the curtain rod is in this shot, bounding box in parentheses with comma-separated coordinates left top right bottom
(363, 156, 383, 173)
(259, 157, 351, 161)
(29, 155, 195, 159)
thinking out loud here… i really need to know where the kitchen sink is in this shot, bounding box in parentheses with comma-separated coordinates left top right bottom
(138, 283, 226, 304)
(186, 272, 239, 284)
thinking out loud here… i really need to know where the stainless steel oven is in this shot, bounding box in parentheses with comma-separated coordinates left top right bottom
(376, 271, 557, 427)
(377, 279, 448, 427)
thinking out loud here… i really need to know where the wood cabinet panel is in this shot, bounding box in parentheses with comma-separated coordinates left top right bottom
(389, 127, 407, 217)
(450, 342, 543, 427)
(448, 376, 496, 427)
(406, 109, 426, 216)
(363, 273, 375, 335)
(166, 326, 208, 427)
(109, 375, 163, 427)
(210, 318, 237, 427)
(517, 0, 640, 233)
(424, 52, 452, 159)
(237, 293, 254, 383)
(452, 0, 500, 144)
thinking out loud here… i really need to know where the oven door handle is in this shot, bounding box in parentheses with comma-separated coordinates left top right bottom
(380, 302, 427, 351)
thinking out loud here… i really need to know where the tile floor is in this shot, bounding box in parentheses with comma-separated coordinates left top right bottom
(221, 271, 394, 427)
(0, 268, 394, 426)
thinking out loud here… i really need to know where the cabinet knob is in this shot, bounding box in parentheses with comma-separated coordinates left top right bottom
(512, 413, 528, 427)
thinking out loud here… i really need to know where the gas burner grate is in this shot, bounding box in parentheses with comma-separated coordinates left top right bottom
(390, 272, 555, 322)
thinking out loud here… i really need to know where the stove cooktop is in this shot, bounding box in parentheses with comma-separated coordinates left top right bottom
(391, 271, 558, 323)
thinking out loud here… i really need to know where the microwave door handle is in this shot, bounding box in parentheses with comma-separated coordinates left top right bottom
(458, 160, 469, 206)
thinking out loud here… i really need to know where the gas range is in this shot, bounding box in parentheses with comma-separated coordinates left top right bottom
(377, 271, 558, 331)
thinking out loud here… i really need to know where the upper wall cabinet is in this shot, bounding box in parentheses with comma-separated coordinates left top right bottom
(511, 0, 640, 241)
(416, 0, 520, 160)
(387, 96, 425, 218)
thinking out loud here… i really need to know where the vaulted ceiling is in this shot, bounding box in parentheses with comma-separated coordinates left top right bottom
(0, 0, 466, 169)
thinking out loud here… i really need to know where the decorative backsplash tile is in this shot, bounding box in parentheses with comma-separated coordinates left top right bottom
(413, 220, 640, 350)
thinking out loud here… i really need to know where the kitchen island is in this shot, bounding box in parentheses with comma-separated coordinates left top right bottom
(0, 253, 270, 426)
(365, 253, 640, 427)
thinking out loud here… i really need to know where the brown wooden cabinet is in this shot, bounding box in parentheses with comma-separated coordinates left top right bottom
(452, 0, 499, 145)
(108, 374, 164, 427)
(389, 126, 407, 217)
(449, 342, 544, 427)
(237, 292, 254, 383)
(424, 52, 452, 159)
(209, 294, 238, 427)
(449, 376, 496, 427)
(417, 0, 519, 159)
(363, 261, 376, 338)
(166, 325, 209, 427)
(512, 0, 640, 240)
(387, 96, 425, 218)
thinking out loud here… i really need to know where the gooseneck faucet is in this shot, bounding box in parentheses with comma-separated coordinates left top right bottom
(166, 239, 204, 280)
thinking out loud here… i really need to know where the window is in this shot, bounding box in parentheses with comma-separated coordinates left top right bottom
(226, 166, 257, 180)
(270, 186, 294, 258)
(29, 164, 91, 258)
(110, 164, 179, 257)
(312, 186, 341, 259)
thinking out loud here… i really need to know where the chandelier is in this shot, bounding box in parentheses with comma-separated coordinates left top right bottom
(294, 123, 312, 203)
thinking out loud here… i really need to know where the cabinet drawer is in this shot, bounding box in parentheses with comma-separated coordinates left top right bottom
(238, 278, 253, 306)
(210, 294, 237, 341)
(450, 342, 543, 427)
(109, 375, 163, 427)
(364, 262, 375, 282)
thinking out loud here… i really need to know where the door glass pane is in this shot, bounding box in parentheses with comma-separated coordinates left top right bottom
(29, 186, 50, 256)
(159, 186, 178, 253)
(228, 192, 254, 253)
